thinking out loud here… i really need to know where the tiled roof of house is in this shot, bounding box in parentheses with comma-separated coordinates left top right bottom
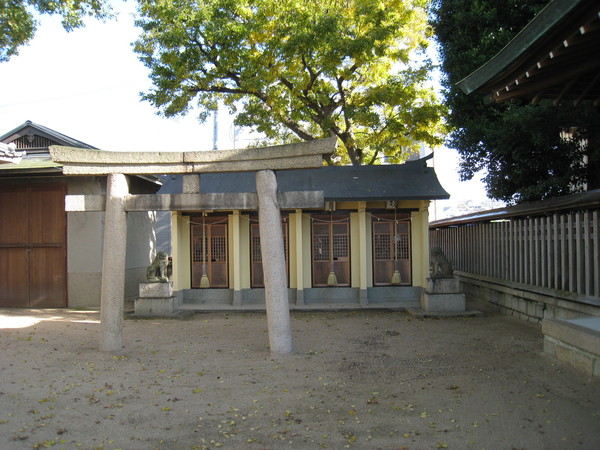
(0, 120, 97, 150)
(0, 121, 92, 174)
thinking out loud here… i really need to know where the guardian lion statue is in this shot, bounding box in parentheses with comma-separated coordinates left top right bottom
(146, 251, 172, 283)
(429, 246, 454, 279)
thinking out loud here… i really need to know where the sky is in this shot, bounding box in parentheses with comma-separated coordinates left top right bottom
(0, 1, 499, 219)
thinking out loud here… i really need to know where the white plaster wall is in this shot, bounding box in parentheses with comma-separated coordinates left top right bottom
(125, 211, 157, 298)
(66, 177, 158, 306)
(66, 177, 104, 307)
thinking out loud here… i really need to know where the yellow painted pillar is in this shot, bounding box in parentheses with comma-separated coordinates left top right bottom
(230, 211, 242, 306)
(294, 209, 305, 305)
(358, 203, 368, 305)
(172, 211, 190, 291)
(302, 213, 312, 289)
(411, 201, 430, 288)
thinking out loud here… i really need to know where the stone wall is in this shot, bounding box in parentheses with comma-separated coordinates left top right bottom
(542, 318, 600, 378)
(457, 271, 600, 323)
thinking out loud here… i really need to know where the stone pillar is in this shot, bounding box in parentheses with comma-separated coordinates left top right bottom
(100, 173, 129, 352)
(256, 170, 293, 354)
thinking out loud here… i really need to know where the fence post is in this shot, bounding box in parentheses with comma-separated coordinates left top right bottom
(594, 210, 599, 297)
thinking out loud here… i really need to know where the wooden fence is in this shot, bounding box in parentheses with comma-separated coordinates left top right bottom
(429, 190, 600, 302)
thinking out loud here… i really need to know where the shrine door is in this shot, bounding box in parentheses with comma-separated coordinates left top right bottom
(311, 215, 350, 286)
(191, 218, 228, 288)
(250, 219, 289, 288)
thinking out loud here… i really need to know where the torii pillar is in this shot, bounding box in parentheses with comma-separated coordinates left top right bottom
(256, 170, 292, 353)
(100, 173, 129, 352)
(50, 138, 336, 354)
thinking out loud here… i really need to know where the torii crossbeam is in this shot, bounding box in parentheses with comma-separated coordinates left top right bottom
(50, 137, 336, 354)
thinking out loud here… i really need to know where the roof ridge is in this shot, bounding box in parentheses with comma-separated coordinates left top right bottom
(0, 121, 98, 149)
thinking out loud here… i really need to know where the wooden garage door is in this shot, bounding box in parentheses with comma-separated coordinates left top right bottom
(0, 184, 67, 307)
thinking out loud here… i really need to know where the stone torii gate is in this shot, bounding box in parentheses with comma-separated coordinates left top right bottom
(50, 137, 336, 354)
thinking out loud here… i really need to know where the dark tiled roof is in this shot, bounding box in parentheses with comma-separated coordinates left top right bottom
(0, 121, 96, 174)
(0, 120, 98, 150)
(160, 156, 450, 201)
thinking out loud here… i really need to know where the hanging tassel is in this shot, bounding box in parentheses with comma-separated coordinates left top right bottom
(327, 261, 338, 286)
(327, 271, 338, 286)
(200, 263, 210, 288)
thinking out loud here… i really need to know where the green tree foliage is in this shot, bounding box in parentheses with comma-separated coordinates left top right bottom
(432, 0, 600, 204)
(134, 0, 446, 165)
(0, 0, 113, 62)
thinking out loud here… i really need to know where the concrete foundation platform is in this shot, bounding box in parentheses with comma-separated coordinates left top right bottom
(420, 277, 468, 315)
(421, 292, 466, 313)
(542, 317, 600, 378)
(134, 282, 178, 316)
(406, 307, 483, 319)
(134, 297, 177, 316)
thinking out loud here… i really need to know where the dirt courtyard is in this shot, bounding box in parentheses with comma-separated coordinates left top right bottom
(1, 307, 599, 449)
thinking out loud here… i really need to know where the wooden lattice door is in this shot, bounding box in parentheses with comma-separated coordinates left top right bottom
(0, 184, 67, 307)
(372, 214, 411, 285)
(250, 219, 289, 288)
(311, 215, 350, 287)
(191, 219, 228, 288)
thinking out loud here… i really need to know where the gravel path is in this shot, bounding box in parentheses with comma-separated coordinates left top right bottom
(1, 308, 599, 449)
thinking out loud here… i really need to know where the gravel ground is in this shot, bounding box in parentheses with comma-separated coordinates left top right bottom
(0, 306, 599, 449)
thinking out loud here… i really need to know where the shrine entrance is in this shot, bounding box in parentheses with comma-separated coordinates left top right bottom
(191, 216, 229, 288)
(49, 137, 335, 353)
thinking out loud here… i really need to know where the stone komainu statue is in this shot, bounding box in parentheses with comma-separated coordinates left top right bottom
(146, 251, 173, 283)
(429, 246, 454, 279)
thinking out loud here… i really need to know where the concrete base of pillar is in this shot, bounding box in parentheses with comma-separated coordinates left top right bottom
(134, 297, 176, 315)
(359, 289, 368, 306)
(419, 277, 470, 315)
(233, 290, 242, 306)
(134, 282, 178, 316)
(421, 292, 466, 312)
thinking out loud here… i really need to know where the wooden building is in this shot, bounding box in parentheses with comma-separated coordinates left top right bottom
(160, 159, 449, 310)
(0, 121, 160, 308)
